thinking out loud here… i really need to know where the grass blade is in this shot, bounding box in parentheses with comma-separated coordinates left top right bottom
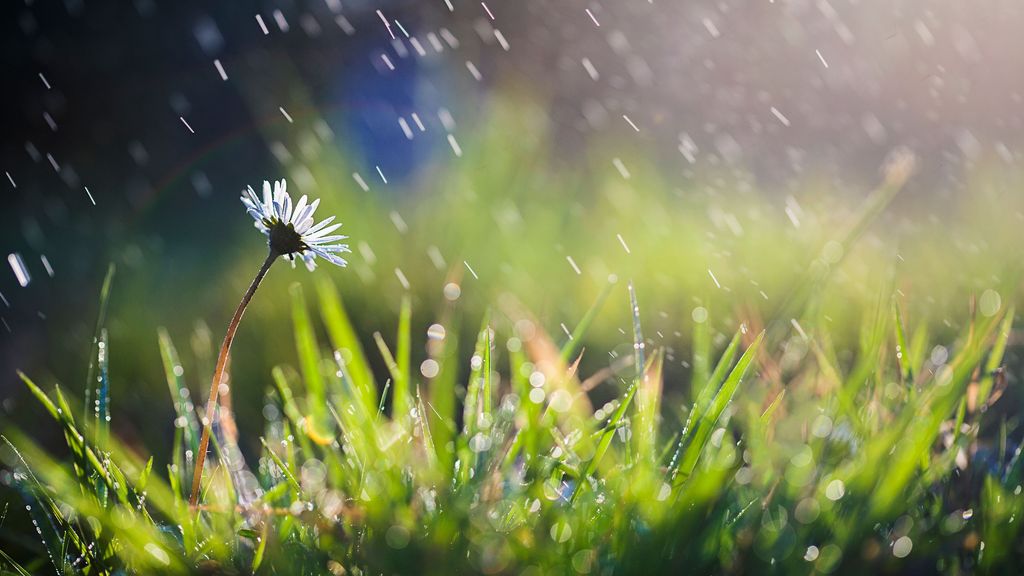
(291, 283, 329, 438)
(674, 330, 764, 483)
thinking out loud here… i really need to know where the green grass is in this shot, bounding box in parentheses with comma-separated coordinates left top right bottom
(2, 236, 1023, 573)
(3, 97, 1024, 574)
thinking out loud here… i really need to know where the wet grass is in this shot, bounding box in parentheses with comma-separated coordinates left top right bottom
(3, 87, 1024, 574)
(2, 148, 1024, 574)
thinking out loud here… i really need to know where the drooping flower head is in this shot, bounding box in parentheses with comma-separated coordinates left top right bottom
(240, 179, 350, 270)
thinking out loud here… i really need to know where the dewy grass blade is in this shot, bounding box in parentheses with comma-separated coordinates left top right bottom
(635, 348, 664, 462)
(667, 329, 741, 474)
(159, 329, 199, 455)
(271, 367, 315, 456)
(893, 299, 911, 383)
(291, 283, 329, 438)
(96, 327, 110, 452)
(83, 263, 115, 425)
(373, 331, 405, 415)
(976, 305, 1014, 408)
(260, 437, 302, 493)
(483, 319, 493, 417)
(394, 294, 413, 420)
(629, 282, 645, 385)
(317, 276, 377, 416)
(869, 311, 1002, 516)
(18, 373, 115, 498)
(570, 282, 644, 502)
(691, 305, 711, 400)
(559, 278, 615, 364)
(1, 436, 80, 573)
(428, 310, 459, 473)
(675, 330, 764, 484)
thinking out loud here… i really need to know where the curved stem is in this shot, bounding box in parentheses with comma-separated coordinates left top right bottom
(189, 249, 278, 510)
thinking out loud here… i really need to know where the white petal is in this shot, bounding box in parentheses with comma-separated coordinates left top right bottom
(241, 197, 261, 213)
(262, 181, 273, 212)
(310, 247, 347, 267)
(291, 195, 308, 225)
(273, 180, 289, 209)
(312, 243, 350, 252)
(304, 223, 342, 240)
(307, 198, 320, 219)
(304, 215, 336, 236)
(282, 193, 293, 223)
(295, 217, 315, 234)
(306, 234, 347, 245)
(293, 206, 314, 228)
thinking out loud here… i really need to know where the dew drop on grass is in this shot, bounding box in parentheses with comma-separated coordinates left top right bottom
(420, 359, 439, 378)
(795, 498, 821, 524)
(427, 324, 446, 340)
(550, 522, 572, 543)
(443, 282, 461, 301)
(506, 336, 521, 352)
(529, 371, 545, 388)
(979, 289, 1002, 317)
(691, 306, 708, 323)
(893, 536, 913, 558)
(572, 549, 596, 574)
(812, 415, 833, 438)
(825, 479, 846, 501)
(930, 345, 949, 366)
(469, 433, 492, 452)
(548, 390, 571, 413)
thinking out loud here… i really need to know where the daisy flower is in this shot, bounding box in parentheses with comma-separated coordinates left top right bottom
(190, 178, 349, 511)
(241, 178, 350, 270)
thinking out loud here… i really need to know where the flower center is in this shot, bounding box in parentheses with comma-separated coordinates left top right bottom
(266, 219, 306, 256)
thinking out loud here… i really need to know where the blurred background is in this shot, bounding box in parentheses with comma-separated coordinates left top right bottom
(2, 0, 1023, 465)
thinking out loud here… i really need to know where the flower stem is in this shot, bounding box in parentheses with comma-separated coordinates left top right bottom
(189, 249, 278, 510)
